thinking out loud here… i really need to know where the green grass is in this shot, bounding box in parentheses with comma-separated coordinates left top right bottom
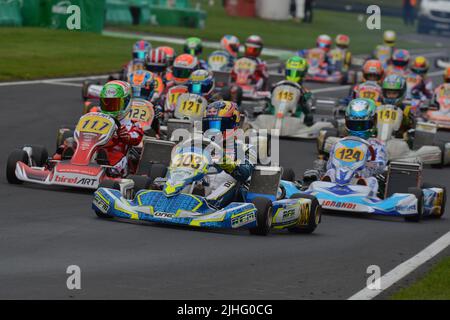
(391, 257, 450, 300)
(114, 0, 420, 54)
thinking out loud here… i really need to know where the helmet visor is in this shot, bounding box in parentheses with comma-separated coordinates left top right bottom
(132, 86, 153, 100)
(134, 51, 146, 60)
(245, 46, 261, 57)
(346, 119, 373, 132)
(189, 82, 212, 95)
(173, 67, 192, 80)
(202, 117, 234, 132)
(101, 97, 125, 113)
(383, 89, 401, 99)
(286, 69, 304, 82)
(146, 64, 166, 73)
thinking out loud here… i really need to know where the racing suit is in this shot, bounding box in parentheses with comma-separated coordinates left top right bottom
(298, 48, 331, 74)
(231, 56, 269, 91)
(205, 139, 257, 208)
(372, 44, 394, 69)
(405, 71, 433, 102)
(120, 59, 146, 81)
(328, 47, 352, 73)
(324, 137, 387, 197)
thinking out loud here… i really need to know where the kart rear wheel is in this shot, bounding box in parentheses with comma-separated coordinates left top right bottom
(422, 183, 446, 218)
(25, 145, 48, 167)
(56, 129, 74, 149)
(404, 187, 424, 222)
(128, 175, 151, 195)
(249, 197, 272, 236)
(282, 168, 296, 182)
(288, 193, 321, 234)
(6, 149, 29, 184)
(147, 164, 167, 182)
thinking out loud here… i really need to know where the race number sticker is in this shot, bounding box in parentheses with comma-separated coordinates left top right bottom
(234, 58, 257, 73)
(126, 101, 155, 130)
(275, 90, 295, 102)
(378, 109, 398, 123)
(358, 89, 380, 101)
(209, 54, 227, 65)
(334, 146, 365, 163)
(172, 153, 206, 170)
(166, 86, 188, 111)
(180, 99, 202, 116)
(76, 114, 113, 135)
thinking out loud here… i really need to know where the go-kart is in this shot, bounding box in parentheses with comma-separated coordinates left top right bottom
(426, 85, 450, 130)
(7, 113, 136, 190)
(318, 104, 449, 166)
(208, 50, 233, 72)
(304, 136, 446, 221)
(304, 48, 355, 84)
(373, 45, 392, 70)
(249, 81, 335, 139)
(92, 138, 321, 235)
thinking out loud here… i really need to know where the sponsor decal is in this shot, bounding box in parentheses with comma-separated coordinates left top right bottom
(396, 204, 417, 212)
(154, 212, 175, 219)
(231, 211, 256, 228)
(54, 175, 98, 186)
(93, 195, 110, 213)
(322, 200, 356, 210)
(282, 208, 296, 221)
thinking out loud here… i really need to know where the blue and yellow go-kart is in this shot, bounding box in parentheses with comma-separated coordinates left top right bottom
(92, 139, 321, 235)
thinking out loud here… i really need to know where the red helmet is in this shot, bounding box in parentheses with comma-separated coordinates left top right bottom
(157, 46, 176, 66)
(244, 35, 263, 58)
(145, 48, 168, 74)
(335, 34, 350, 48)
(316, 34, 332, 52)
(172, 54, 199, 84)
(363, 59, 384, 82)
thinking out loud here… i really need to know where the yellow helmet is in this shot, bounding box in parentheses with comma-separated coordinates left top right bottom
(383, 30, 396, 46)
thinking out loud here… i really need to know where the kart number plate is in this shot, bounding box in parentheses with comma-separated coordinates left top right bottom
(378, 109, 398, 123)
(209, 55, 227, 64)
(172, 153, 206, 170)
(76, 115, 113, 135)
(275, 90, 295, 102)
(127, 104, 154, 123)
(334, 146, 365, 163)
(180, 99, 202, 117)
(358, 89, 380, 101)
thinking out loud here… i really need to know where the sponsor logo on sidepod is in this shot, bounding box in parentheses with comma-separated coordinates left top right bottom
(54, 175, 97, 186)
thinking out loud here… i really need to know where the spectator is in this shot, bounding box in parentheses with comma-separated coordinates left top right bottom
(403, 0, 417, 26)
(304, 0, 313, 23)
(290, 0, 305, 22)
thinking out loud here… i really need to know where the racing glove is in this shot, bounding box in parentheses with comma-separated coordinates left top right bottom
(118, 125, 132, 144)
(219, 155, 237, 174)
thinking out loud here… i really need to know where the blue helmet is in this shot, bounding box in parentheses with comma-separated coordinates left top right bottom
(128, 70, 156, 101)
(188, 69, 215, 97)
(345, 98, 377, 139)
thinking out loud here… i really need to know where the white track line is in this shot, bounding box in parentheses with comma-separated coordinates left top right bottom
(0, 75, 108, 87)
(348, 231, 450, 300)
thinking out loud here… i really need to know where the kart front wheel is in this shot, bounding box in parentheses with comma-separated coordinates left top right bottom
(288, 194, 321, 234)
(128, 175, 151, 195)
(404, 187, 424, 222)
(249, 197, 272, 236)
(6, 149, 29, 184)
(25, 145, 48, 167)
(422, 183, 446, 218)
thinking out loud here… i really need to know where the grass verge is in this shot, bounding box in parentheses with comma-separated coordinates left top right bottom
(391, 256, 450, 300)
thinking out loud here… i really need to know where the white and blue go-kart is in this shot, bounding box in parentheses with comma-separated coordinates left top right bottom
(92, 139, 321, 235)
(305, 137, 446, 221)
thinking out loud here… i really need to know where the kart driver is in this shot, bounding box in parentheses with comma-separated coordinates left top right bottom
(120, 40, 152, 80)
(187, 69, 220, 102)
(329, 34, 352, 73)
(372, 30, 396, 68)
(385, 49, 410, 77)
(298, 34, 333, 74)
(408, 56, 433, 101)
(54, 81, 144, 176)
(271, 56, 313, 125)
(200, 101, 257, 207)
(350, 59, 384, 104)
(184, 37, 208, 70)
(208, 35, 241, 71)
(322, 99, 387, 196)
(431, 66, 450, 108)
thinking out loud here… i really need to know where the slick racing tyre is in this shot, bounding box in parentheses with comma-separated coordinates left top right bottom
(282, 168, 296, 182)
(96, 180, 121, 219)
(249, 197, 273, 236)
(422, 182, 446, 218)
(404, 187, 424, 222)
(288, 193, 321, 234)
(6, 149, 29, 184)
(25, 145, 48, 167)
(128, 175, 151, 195)
(147, 164, 168, 183)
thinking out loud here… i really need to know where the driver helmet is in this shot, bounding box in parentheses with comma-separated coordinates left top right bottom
(244, 35, 264, 58)
(221, 35, 240, 58)
(100, 81, 132, 120)
(285, 56, 308, 84)
(345, 98, 377, 139)
(391, 49, 410, 69)
(362, 59, 384, 82)
(128, 70, 156, 101)
(410, 56, 429, 76)
(202, 101, 241, 138)
(132, 40, 151, 60)
(157, 46, 176, 66)
(184, 37, 203, 57)
(382, 74, 407, 106)
(445, 66, 450, 83)
(383, 30, 396, 47)
(316, 34, 332, 52)
(188, 69, 215, 98)
(335, 34, 350, 49)
(145, 48, 168, 74)
(172, 54, 199, 84)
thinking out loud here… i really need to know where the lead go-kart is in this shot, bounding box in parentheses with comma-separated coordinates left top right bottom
(303, 136, 446, 221)
(6, 112, 142, 190)
(318, 104, 450, 167)
(92, 137, 321, 236)
(249, 80, 338, 139)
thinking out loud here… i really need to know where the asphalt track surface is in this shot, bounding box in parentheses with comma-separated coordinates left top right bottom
(1, 56, 449, 300)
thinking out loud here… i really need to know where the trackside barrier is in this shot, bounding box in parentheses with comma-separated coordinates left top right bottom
(0, 0, 22, 26)
(106, 0, 133, 25)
